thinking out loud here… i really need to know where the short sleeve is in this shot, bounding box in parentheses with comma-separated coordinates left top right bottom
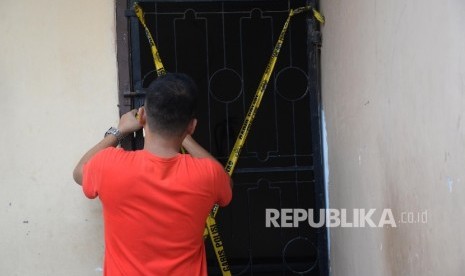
(210, 161, 232, 207)
(82, 148, 112, 199)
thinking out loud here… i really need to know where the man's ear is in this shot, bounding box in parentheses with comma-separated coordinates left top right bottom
(137, 106, 147, 126)
(186, 118, 197, 135)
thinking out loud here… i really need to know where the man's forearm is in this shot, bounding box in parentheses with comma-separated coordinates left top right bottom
(73, 109, 142, 186)
(182, 135, 217, 161)
(72, 135, 119, 185)
(182, 135, 233, 189)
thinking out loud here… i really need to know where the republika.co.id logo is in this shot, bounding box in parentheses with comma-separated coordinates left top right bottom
(265, 208, 428, 228)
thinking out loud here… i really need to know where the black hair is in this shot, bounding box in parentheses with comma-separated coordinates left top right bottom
(144, 73, 198, 136)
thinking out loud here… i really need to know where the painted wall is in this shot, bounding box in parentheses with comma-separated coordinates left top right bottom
(0, 0, 117, 275)
(320, 0, 465, 275)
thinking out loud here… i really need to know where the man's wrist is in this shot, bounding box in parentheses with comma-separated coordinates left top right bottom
(117, 127, 132, 137)
(104, 127, 125, 144)
(181, 135, 192, 148)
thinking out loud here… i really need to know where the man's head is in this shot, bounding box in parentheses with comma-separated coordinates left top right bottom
(141, 73, 198, 137)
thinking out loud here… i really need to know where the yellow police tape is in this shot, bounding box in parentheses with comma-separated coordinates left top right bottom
(134, 3, 166, 76)
(206, 216, 231, 274)
(205, 5, 319, 227)
(202, 6, 322, 275)
(312, 8, 326, 24)
(134, 3, 324, 275)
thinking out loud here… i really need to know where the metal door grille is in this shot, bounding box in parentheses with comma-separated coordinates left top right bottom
(121, 0, 328, 275)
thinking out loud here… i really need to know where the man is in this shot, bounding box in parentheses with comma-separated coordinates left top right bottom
(73, 73, 233, 275)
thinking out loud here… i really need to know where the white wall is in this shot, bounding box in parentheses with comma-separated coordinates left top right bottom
(321, 0, 465, 275)
(0, 1, 117, 275)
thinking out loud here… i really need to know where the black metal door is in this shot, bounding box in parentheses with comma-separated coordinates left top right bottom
(125, 1, 327, 275)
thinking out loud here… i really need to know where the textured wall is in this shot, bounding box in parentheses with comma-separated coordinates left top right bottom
(0, 0, 117, 275)
(320, 0, 465, 275)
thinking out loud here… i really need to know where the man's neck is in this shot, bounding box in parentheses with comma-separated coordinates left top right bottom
(143, 131, 184, 158)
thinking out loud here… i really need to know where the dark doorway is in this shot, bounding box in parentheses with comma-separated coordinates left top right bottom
(117, 0, 328, 275)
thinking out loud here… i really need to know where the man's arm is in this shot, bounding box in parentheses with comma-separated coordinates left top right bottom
(72, 110, 142, 185)
(182, 135, 217, 161)
(182, 135, 233, 189)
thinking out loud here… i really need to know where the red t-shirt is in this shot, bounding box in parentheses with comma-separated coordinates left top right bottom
(82, 148, 232, 276)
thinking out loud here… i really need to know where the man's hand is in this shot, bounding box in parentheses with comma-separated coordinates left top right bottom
(118, 109, 142, 135)
(73, 109, 142, 185)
